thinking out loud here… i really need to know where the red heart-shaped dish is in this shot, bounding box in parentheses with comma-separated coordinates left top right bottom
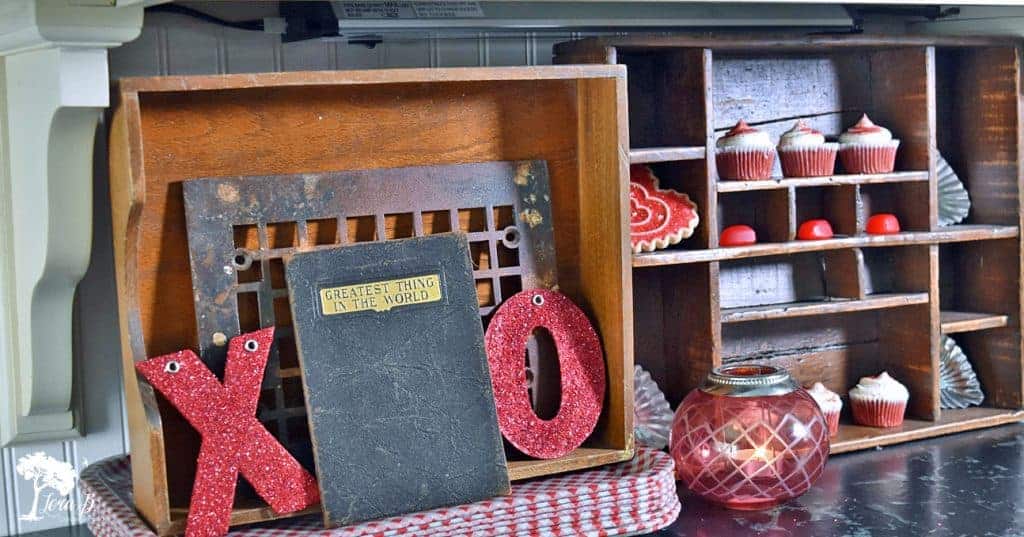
(630, 166, 700, 253)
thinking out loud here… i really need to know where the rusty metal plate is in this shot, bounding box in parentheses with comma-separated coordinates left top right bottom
(182, 160, 556, 459)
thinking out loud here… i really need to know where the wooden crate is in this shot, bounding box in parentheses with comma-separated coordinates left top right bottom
(108, 66, 633, 535)
(556, 34, 1024, 452)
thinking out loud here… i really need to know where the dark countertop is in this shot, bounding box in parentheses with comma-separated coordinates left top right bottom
(653, 422, 1024, 537)
(21, 423, 1024, 537)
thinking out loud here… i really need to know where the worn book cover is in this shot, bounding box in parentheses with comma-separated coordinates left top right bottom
(285, 233, 510, 527)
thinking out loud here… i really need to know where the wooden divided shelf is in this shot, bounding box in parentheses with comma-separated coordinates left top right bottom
(556, 35, 1024, 452)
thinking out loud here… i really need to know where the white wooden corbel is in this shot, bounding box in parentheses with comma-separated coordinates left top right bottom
(0, 0, 143, 445)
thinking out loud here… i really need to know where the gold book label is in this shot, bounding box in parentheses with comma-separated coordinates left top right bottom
(320, 274, 443, 315)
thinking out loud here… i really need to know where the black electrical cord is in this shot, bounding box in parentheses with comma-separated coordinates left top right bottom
(147, 4, 265, 32)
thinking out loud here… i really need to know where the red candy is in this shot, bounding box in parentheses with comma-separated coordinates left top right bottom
(866, 213, 901, 235)
(797, 219, 834, 240)
(135, 328, 319, 537)
(485, 289, 606, 460)
(720, 225, 757, 247)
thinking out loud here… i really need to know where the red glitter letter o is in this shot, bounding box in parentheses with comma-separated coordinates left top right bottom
(485, 289, 606, 459)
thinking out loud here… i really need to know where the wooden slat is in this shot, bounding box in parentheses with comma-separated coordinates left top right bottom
(831, 407, 1024, 454)
(628, 146, 705, 164)
(656, 48, 715, 250)
(109, 93, 176, 535)
(717, 171, 929, 192)
(823, 249, 867, 299)
(165, 504, 320, 536)
(869, 47, 935, 231)
(721, 293, 929, 323)
(507, 447, 634, 481)
(117, 65, 627, 93)
(633, 225, 1020, 266)
(881, 303, 937, 419)
(941, 311, 1010, 334)
(573, 75, 634, 451)
(553, 34, 1018, 58)
(876, 246, 940, 419)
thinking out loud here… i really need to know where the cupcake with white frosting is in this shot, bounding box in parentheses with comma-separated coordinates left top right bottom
(807, 382, 843, 436)
(848, 371, 909, 428)
(716, 120, 776, 181)
(778, 120, 838, 178)
(838, 114, 901, 174)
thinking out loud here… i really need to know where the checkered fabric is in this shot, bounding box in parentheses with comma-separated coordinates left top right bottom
(79, 449, 680, 537)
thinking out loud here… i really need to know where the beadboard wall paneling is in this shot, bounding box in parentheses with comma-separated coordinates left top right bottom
(108, 13, 592, 78)
(0, 10, 591, 536)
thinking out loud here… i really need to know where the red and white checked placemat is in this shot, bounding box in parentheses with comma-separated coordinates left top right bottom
(79, 449, 680, 537)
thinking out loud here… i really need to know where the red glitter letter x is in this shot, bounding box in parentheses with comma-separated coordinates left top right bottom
(136, 328, 319, 537)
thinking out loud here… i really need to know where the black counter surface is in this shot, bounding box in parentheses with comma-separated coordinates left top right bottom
(22, 423, 1024, 537)
(653, 422, 1024, 537)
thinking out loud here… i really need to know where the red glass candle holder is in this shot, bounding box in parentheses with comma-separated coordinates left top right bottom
(670, 365, 830, 510)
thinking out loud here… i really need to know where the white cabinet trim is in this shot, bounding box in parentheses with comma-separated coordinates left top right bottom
(0, 0, 142, 446)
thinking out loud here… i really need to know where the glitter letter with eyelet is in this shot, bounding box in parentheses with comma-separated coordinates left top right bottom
(135, 327, 319, 537)
(485, 289, 606, 459)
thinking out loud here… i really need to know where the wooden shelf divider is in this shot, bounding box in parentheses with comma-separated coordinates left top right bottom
(721, 293, 929, 323)
(940, 311, 1010, 334)
(633, 225, 1019, 267)
(628, 146, 706, 164)
(831, 407, 1024, 454)
(717, 171, 929, 193)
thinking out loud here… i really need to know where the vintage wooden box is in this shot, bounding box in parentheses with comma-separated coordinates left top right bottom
(556, 34, 1024, 452)
(108, 66, 633, 535)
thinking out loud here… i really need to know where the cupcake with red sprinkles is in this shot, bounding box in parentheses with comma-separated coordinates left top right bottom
(838, 114, 900, 174)
(716, 120, 775, 181)
(778, 120, 838, 178)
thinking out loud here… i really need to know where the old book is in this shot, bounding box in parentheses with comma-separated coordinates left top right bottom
(285, 233, 510, 528)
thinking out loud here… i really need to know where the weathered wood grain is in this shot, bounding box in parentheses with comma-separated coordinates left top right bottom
(554, 35, 1022, 64)
(946, 239, 1022, 409)
(634, 225, 1019, 266)
(831, 407, 1024, 454)
(721, 293, 928, 324)
(634, 263, 719, 406)
(823, 248, 866, 299)
(111, 65, 633, 534)
(796, 185, 857, 237)
(722, 311, 880, 361)
(879, 302, 938, 420)
(719, 189, 792, 244)
(628, 146, 705, 164)
(941, 311, 1009, 334)
(723, 343, 882, 398)
(712, 53, 870, 131)
(719, 254, 825, 309)
(716, 171, 928, 192)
